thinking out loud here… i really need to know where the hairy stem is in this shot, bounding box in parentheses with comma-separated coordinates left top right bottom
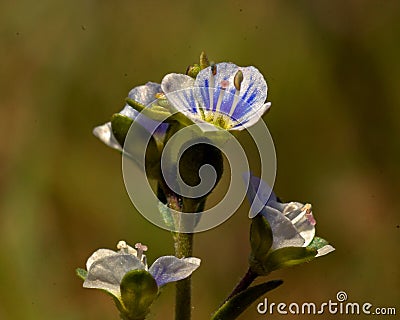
(223, 268, 258, 304)
(174, 232, 194, 320)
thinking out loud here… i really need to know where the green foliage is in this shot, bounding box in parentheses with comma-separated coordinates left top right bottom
(75, 268, 87, 281)
(111, 113, 133, 146)
(307, 236, 329, 250)
(211, 280, 283, 320)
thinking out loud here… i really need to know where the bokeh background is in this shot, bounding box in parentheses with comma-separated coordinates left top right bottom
(1, 0, 399, 319)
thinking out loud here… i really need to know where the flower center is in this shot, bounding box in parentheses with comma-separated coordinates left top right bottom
(198, 66, 245, 130)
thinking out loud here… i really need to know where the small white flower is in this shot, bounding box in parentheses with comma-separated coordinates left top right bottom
(161, 62, 271, 130)
(93, 82, 167, 151)
(247, 174, 335, 257)
(83, 240, 201, 299)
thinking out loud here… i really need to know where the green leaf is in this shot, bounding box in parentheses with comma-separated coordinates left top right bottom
(263, 246, 317, 272)
(307, 237, 329, 250)
(75, 268, 87, 281)
(120, 270, 158, 320)
(211, 280, 283, 320)
(250, 215, 273, 262)
(111, 113, 133, 146)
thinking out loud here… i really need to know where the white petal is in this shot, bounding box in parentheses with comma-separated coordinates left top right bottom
(316, 245, 335, 257)
(261, 205, 305, 250)
(161, 74, 200, 121)
(86, 248, 118, 270)
(149, 256, 201, 287)
(93, 122, 122, 151)
(282, 203, 316, 246)
(83, 254, 145, 298)
(127, 82, 162, 107)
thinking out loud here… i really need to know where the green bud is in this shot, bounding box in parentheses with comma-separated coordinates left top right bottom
(200, 51, 210, 69)
(186, 64, 201, 78)
(119, 270, 158, 320)
(179, 141, 224, 213)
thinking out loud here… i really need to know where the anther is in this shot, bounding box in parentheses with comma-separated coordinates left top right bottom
(234, 70, 243, 91)
(134, 243, 148, 261)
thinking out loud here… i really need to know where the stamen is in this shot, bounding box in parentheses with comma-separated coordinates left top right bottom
(214, 81, 228, 119)
(229, 70, 244, 117)
(117, 240, 136, 255)
(211, 63, 217, 76)
(234, 70, 243, 91)
(134, 242, 148, 261)
(209, 63, 216, 111)
(303, 204, 316, 225)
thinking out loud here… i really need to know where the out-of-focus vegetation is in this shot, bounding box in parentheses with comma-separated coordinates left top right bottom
(1, 1, 399, 319)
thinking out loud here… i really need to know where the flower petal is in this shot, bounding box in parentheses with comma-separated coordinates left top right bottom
(161, 73, 198, 117)
(148, 256, 201, 287)
(86, 248, 118, 270)
(232, 102, 271, 130)
(83, 254, 145, 298)
(128, 82, 163, 107)
(194, 63, 268, 120)
(281, 203, 316, 246)
(245, 173, 277, 218)
(93, 122, 122, 151)
(316, 244, 335, 257)
(261, 205, 305, 250)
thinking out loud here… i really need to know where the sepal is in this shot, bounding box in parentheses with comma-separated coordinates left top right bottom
(119, 270, 158, 320)
(249, 215, 273, 263)
(262, 246, 317, 273)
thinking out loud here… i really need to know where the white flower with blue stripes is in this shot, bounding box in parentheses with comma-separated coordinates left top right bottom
(161, 62, 271, 131)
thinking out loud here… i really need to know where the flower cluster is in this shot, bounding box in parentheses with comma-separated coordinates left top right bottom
(81, 53, 336, 320)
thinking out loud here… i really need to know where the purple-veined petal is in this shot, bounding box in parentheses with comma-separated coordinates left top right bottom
(231, 102, 271, 130)
(245, 172, 277, 218)
(83, 254, 145, 298)
(194, 63, 268, 121)
(93, 122, 122, 151)
(148, 256, 201, 287)
(161, 73, 198, 116)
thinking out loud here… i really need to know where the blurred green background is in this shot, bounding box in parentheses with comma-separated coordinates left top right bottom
(1, 0, 399, 319)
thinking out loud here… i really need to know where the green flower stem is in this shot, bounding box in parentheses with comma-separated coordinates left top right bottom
(174, 231, 194, 320)
(160, 180, 195, 320)
(223, 267, 258, 304)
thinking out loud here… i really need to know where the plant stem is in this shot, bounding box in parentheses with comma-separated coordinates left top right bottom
(223, 267, 258, 304)
(161, 180, 195, 320)
(174, 232, 194, 320)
